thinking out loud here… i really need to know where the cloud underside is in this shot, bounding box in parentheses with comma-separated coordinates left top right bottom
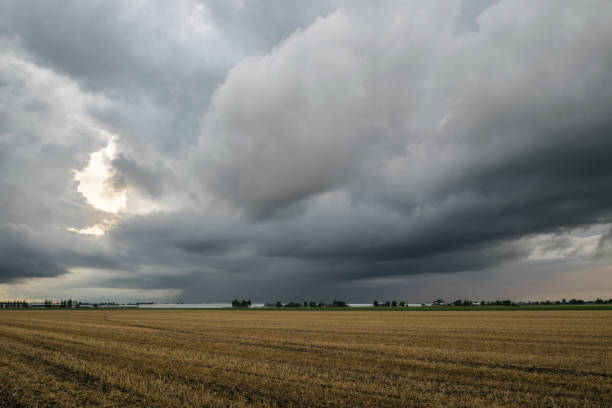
(1, 0, 612, 300)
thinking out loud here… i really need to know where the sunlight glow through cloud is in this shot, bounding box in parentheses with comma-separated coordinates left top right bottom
(74, 134, 127, 214)
(67, 223, 106, 237)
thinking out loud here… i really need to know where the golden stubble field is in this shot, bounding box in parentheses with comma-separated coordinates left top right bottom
(0, 310, 610, 407)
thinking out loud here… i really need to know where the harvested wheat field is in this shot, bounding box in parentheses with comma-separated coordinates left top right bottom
(0, 310, 610, 407)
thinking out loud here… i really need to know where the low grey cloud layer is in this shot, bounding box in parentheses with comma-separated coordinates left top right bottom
(1, 0, 611, 302)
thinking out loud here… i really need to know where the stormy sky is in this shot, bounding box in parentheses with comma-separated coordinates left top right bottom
(1, 0, 612, 303)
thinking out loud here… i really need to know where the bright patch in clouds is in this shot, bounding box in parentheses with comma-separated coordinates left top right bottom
(525, 226, 605, 261)
(67, 224, 106, 236)
(74, 135, 127, 213)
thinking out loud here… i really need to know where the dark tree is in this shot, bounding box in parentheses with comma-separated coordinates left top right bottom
(231, 299, 251, 308)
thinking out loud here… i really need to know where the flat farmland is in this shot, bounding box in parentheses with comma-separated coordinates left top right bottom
(0, 310, 610, 407)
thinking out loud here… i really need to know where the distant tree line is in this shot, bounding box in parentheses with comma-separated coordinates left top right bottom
(516, 298, 612, 305)
(373, 300, 406, 307)
(43, 299, 78, 308)
(249, 300, 349, 308)
(299, 300, 346, 307)
(231, 299, 252, 308)
(228, 298, 612, 309)
(2, 297, 611, 310)
(478, 298, 612, 305)
(0, 300, 28, 308)
(371, 298, 612, 307)
(0, 299, 83, 309)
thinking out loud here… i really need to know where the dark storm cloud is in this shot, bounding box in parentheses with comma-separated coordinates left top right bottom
(0, 222, 126, 283)
(196, 0, 612, 220)
(108, 204, 526, 280)
(102, 206, 532, 301)
(1, 1, 612, 301)
(190, 1, 612, 273)
(0, 225, 66, 282)
(0, 0, 336, 283)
